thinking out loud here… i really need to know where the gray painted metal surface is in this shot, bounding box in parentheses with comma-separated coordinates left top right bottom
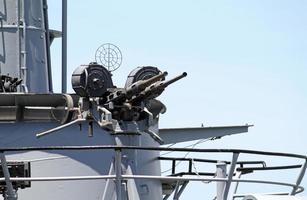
(0, 122, 163, 200)
(0, 0, 51, 92)
(0, 122, 306, 199)
(159, 125, 250, 144)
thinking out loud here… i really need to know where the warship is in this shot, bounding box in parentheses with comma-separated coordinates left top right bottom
(0, 1, 306, 200)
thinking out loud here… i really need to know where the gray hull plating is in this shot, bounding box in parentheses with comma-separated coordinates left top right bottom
(0, 123, 162, 200)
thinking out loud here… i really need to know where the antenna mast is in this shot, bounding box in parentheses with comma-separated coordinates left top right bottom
(62, 0, 67, 93)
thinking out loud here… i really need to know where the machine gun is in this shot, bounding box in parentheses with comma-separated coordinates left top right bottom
(106, 71, 168, 104)
(0, 75, 22, 93)
(36, 64, 187, 138)
(106, 71, 187, 106)
(128, 72, 187, 104)
(102, 69, 186, 121)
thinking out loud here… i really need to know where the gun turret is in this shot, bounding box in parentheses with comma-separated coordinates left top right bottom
(129, 72, 187, 103)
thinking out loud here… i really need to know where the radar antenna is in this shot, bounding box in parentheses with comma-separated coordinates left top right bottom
(95, 43, 122, 72)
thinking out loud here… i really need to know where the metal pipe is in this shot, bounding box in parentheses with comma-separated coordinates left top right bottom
(172, 160, 176, 174)
(163, 194, 171, 200)
(0, 146, 306, 160)
(230, 171, 242, 199)
(290, 159, 307, 195)
(0, 25, 44, 30)
(0, 174, 302, 195)
(36, 118, 86, 138)
(173, 181, 180, 200)
(216, 162, 227, 200)
(223, 153, 239, 200)
(0, 175, 302, 190)
(0, 175, 116, 182)
(43, 0, 53, 92)
(122, 175, 303, 190)
(233, 192, 290, 199)
(115, 150, 122, 200)
(61, 0, 67, 93)
(21, 0, 28, 93)
(174, 181, 189, 199)
(16, 0, 21, 88)
(102, 163, 114, 199)
(0, 154, 17, 200)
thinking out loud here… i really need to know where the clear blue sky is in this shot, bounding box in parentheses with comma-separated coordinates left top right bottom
(48, 0, 307, 198)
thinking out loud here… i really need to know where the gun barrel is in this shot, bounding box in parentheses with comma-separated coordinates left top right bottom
(142, 71, 168, 87)
(126, 71, 168, 95)
(163, 72, 187, 87)
(128, 72, 187, 103)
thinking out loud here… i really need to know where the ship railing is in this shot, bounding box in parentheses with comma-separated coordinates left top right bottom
(0, 145, 305, 200)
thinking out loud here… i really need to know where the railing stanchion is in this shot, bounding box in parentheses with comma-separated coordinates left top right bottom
(172, 160, 176, 174)
(229, 171, 242, 200)
(173, 181, 180, 200)
(223, 153, 239, 200)
(290, 159, 307, 195)
(115, 149, 122, 200)
(0, 153, 17, 200)
(216, 161, 227, 200)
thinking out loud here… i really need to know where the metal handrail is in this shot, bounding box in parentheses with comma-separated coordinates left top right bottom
(0, 145, 306, 160)
(159, 156, 267, 167)
(0, 175, 302, 194)
(0, 145, 306, 199)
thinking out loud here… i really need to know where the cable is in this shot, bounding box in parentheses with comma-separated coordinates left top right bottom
(191, 158, 215, 184)
(161, 151, 191, 174)
(160, 138, 211, 157)
(161, 138, 213, 174)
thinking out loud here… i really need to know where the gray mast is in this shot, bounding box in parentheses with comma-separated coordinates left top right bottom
(0, 0, 52, 93)
(61, 0, 67, 93)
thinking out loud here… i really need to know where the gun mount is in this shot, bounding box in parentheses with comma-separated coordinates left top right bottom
(36, 64, 187, 141)
(0, 75, 22, 93)
(103, 67, 186, 122)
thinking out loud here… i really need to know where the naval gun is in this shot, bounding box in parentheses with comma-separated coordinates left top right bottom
(36, 63, 187, 141)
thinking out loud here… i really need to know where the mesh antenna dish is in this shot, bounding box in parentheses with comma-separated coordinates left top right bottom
(95, 43, 122, 72)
